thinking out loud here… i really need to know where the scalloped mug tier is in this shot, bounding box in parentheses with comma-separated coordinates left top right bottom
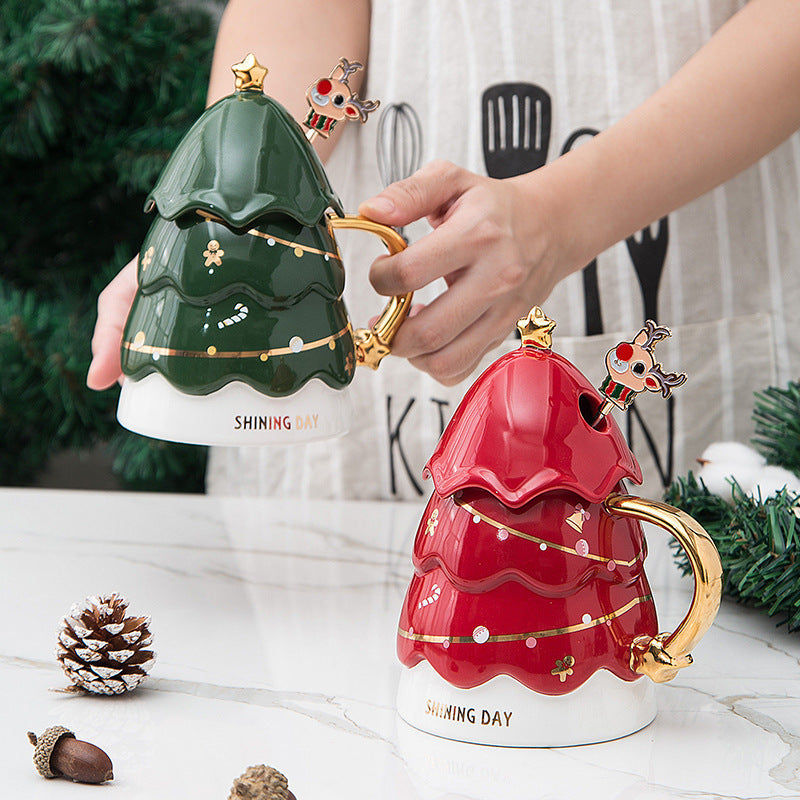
(118, 56, 407, 445)
(396, 308, 723, 746)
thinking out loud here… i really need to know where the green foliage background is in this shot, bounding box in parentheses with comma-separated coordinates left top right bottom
(1, 0, 221, 490)
(667, 382, 800, 631)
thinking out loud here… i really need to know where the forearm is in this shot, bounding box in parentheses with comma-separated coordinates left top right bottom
(207, 0, 371, 162)
(525, 0, 800, 273)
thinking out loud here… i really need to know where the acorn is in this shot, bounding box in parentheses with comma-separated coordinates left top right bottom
(28, 726, 113, 784)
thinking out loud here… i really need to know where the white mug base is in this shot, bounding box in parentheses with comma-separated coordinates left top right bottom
(397, 661, 656, 747)
(117, 372, 353, 445)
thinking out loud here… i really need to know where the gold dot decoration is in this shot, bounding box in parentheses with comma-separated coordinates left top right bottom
(246, 227, 340, 261)
(140, 246, 154, 271)
(328, 340, 336, 350)
(133, 331, 146, 348)
(206, 345, 217, 355)
(259, 353, 268, 362)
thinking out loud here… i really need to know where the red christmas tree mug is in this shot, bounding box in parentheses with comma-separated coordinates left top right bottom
(396, 307, 722, 746)
(117, 55, 412, 445)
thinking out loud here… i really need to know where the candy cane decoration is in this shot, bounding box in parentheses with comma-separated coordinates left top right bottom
(218, 303, 249, 329)
(418, 583, 441, 609)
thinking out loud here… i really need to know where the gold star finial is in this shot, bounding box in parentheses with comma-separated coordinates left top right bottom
(231, 53, 268, 92)
(517, 306, 556, 349)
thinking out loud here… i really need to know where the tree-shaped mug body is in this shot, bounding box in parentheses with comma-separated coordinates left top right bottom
(117, 55, 410, 445)
(396, 308, 722, 746)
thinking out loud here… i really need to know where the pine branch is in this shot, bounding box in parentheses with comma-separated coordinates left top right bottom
(1, 0, 217, 295)
(666, 472, 800, 632)
(752, 382, 800, 472)
(36, 0, 120, 74)
(0, 278, 119, 478)
(667, 381, 800, 631)
(1, 0, 217, 491)
(110, 430, 207, 494)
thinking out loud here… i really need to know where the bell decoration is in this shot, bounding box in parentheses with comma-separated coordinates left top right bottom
(396, 308, 722, 747)
(117, 54, 408, 445)
(56, 594, 155, 695)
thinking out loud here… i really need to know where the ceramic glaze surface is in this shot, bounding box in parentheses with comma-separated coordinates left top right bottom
(137, 215, 345, 303)
(146, 89, 343, 227)
(425, 347, 642, 506)
(412, 488, 647, 592)
(398, 486, 657, 695)
(121, 83, 377, 406)
(122, 285, 355, 396)
(1, 489, 798, 799)
(399, 332, 722, 728)
(401, 339, 654, 700)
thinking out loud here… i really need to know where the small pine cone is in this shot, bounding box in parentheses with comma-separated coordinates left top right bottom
(228, 765, 296, 800)
(56, 594, 155, 695)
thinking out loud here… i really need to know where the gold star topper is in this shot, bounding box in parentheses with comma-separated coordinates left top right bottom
(517, 306, 556, 350)
(232, 53, 268, 92)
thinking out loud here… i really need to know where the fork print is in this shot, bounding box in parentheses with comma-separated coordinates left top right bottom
(624, 216, 676, 488)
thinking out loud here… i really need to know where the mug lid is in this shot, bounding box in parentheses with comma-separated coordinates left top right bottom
(426, 346, 642, 506)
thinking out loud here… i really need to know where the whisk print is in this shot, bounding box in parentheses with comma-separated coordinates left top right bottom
(376, 102, 423, 241)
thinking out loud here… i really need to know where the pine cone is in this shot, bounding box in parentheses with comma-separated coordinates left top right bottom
(228, 765, 296, 800)
(56, 594, 155, 695)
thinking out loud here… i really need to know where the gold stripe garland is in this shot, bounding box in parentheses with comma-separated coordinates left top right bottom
(247, 227, 341, 260)
(123, 323, 352, 360)
(195, 210, 342, 261)
(398, 594, 653, 645)
(454, 497, 645, 568)
(130, 211, 348, 361)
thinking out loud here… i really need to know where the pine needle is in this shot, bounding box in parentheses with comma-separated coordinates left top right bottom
(667, 381, 800, 632)
(1, 0, 216, 490)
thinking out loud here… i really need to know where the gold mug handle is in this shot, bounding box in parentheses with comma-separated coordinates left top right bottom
(604, 494, 723, 683)
(327, 214, 413, 370)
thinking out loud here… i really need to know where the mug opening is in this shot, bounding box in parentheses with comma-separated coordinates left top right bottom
(578, 392, 608, 432)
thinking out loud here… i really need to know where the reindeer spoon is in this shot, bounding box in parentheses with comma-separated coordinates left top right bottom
(594, 320, 686, 426)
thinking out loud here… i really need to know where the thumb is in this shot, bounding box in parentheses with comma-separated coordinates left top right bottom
(358, 160, 471, 227)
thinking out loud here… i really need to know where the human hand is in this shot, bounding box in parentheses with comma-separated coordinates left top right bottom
(358, 160, 569, 386)
(86, 257, 137, 390)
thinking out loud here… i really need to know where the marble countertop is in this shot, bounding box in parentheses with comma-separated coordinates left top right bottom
(1, 487, 799, 799)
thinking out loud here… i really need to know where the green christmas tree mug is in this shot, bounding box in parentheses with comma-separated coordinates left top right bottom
(117, 55, 412, 445)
